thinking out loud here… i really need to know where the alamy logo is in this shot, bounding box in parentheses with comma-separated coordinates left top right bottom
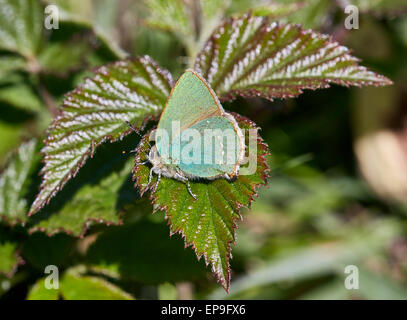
(149, 121, 258, 175)
(44, 5, 59, 30)
(344, 5, 359, 30)
(44, 265, 59, 289)
(344, 265, 359, 290)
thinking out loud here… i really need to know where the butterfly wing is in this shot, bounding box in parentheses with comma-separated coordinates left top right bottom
(156, 69, 244, 178)
(156, 69, 223, 162)
(172, 115, 244, 179)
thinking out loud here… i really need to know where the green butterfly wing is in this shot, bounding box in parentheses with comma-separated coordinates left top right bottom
(175, 116, 242, 178)
(155, 69, 244, 178)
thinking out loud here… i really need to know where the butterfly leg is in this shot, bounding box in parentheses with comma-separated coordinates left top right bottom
(225, 173, 237, 182)
(173, 171, 197, 200)
(136, 160, 149, 166)
(152, 172, 161, 194)
(148, 167, 154, 186)
(186, 181, 197, 200)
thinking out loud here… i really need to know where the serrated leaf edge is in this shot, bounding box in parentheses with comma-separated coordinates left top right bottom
(132, 113, 271, 291)
(195, 13, 393, 102)
(0, 139, 40, 227)
(27, 216, 124, 239)
(0, 246, 25, 278)
(28, 56, 173, 216)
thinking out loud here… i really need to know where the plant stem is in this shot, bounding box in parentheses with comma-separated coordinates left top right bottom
(38, 79, 59, 118)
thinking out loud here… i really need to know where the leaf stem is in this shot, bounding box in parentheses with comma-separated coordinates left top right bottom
(38, 78, 59, 118)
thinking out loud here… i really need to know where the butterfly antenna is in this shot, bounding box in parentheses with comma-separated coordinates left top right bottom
(125, 121, 152, 148)
(123, 121, 152, 165)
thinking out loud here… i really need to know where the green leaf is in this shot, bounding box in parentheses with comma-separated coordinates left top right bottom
(357, 268, 407, 300)
(199, 0, 230, 46)
(0, 122, 23, 165)
(86, 218, 208, 283)
(285, 0, 331, 29)
(0, 139, 40, 225)
(132, 114, 271, 291)
(28, 267, 134, 300)
(146, 0, 196, 46)
(349, 0, 407, 14)
(29, 57, 173, 216)
(0, 55, 27, 78)
(45, 0, 127, 60)
(60, 267, 134, 300)
(37, 42, 89, 75)
(158, 282, 178, 300)
(28, 150, 136, 237)
(0, 83, 43, 113)
(146, 0, 230, 61)
(0, 0, 42, 58)
(0, 241, 21, 277)
(251, 3, 302, 18)
(27, 130, 141, 236)
(227, 0, 329, 29)
(27, 278, 59, 300)
(0, 227, 22, 277)
(229, 0, 303, 19)
(22, 233, 75, 270)
(194, 14, 392, 102)
(201, 0, 230, 24)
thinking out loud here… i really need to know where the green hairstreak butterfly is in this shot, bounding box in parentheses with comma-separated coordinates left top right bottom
(130, 69, 245, 199)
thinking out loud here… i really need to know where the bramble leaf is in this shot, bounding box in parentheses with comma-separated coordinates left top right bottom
(0, 83, 44, 113)
(28, 269, 134, 300)
(0, 139, 40, 225)
(230, 0, 303, 19)
(61, 275, 133, 300)
(0, 242, 21, 277)
(350, 0, 407, 15)
(194, 14, 392, 102)
(27, 278, 59, 300)
(0, 56, 27, 78)
(86, 218, 208, 283)
(0, 0, 42, 58)
(60, 267, 134, 300)
(132, 114, 271, 291)
(29, 57, 173, 216)
(28, 150, 136, 237)
(44, 0, 128, 60)
(146, 0, 229, 60)
(146, 0, 195, 39)
(37, 42, 90, 75)
(0, 227, 23, 277)
(284, 0, 331, 29)
(22, 233, 75, 270)
(146, 0, 199, 60)
(199, 0, 230, 47)
(0, 241, 21, 277)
